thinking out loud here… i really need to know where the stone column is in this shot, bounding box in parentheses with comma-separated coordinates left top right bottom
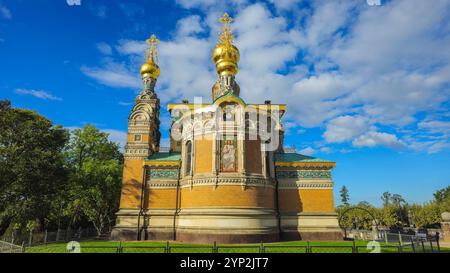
(441, 212, 450, 242)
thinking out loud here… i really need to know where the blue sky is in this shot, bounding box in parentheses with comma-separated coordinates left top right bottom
(0, 0, 449, 206)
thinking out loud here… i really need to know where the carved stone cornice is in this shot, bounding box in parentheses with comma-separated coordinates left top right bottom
(179, 176, 275, 189)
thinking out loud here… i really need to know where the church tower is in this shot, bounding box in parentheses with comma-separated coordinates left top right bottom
(114, 36, 161, 238)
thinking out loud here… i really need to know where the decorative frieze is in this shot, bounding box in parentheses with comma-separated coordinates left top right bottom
(278, 181, 334, 189)
(276, 170, 331, 179)
(148, 168, 179, 180)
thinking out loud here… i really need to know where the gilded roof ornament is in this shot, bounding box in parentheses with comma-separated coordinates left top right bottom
(140, 34, 160, 79)
(212, 13, 240, 77)
(145, 34, 159, 64)
(218, 13, 234, 45)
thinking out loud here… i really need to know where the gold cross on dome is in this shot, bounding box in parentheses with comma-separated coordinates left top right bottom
(146, 34, 159, 46)
(219, 12, 233, 25)
(145, 34, 159, 63)
(218, 13, 234, 44)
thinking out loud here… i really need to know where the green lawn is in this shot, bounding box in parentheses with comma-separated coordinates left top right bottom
(24, 240, 449, 253)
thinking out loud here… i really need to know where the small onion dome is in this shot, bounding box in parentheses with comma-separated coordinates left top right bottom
(212, 13, 239, 76)
(212, 43, 240, 76)
(140, 59, 160, 79)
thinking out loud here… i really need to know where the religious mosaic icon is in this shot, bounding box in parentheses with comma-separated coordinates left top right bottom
(221, 139, 237, 172)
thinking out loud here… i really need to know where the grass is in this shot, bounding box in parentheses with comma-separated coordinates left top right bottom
(24, 239, 450, 253)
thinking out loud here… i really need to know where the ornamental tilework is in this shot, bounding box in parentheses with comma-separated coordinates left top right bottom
(148, 168, 179, 180)
(276, 170, 331, 179)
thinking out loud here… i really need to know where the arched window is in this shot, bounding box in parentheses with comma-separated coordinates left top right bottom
(185, 141, 192, 176)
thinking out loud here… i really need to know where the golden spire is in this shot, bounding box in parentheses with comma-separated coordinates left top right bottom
(140, 34, 160, 79)
(212, 13, 240, 76)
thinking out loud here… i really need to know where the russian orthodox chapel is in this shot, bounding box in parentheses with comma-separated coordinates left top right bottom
(111, 13, 342, 243)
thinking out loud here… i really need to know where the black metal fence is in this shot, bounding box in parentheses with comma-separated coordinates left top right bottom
(0, 227, 98, 247)
(19, 239, 441, 254)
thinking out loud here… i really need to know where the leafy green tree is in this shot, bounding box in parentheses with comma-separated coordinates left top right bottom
(64, 124, 123, 235)
(381, 192, 391, 207)
(376, 205, 399, 227)
(339, 186, 350, 206)
(391, 194, 406, 207)
(0, 100, 69, 235)
(409, 203, 441, 228)
(434, 186, 450, 204)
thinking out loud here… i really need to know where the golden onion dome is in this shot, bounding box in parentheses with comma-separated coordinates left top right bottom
(140, 34, 160, 79)
(212, 43, 239, 76)
(140, 59, 160, 79)
(212, 13, 239, 76)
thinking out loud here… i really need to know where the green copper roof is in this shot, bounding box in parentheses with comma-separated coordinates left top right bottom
(147, 152, 181, 161)
(275, 153, 333, 163)
(214, 91, 246, 105)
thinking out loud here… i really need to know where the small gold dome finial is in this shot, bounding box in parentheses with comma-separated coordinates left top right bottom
(212, 13, 240, 76)
(140, 34, 160, 79)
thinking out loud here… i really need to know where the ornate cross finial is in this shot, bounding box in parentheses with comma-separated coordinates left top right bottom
(145, 34, 159, 63)
(218, 13, 234, 45)
(219, 12, 233, 25)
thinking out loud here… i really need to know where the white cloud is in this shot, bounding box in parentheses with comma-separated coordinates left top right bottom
(299, 146, 316, 156)
(352, 131, 405, 149)
(418, 120, 450, 135)
(15, 88, 62, 101)
(323, 115, 369, 143)
(81, 63, 141, 89)
(96, 42, 112, 55)
(176, 15, 204, 37)
(268, 0, 303, 11)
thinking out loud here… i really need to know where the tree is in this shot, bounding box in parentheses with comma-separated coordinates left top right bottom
(391, 194, 406, 207)
(64, 124, 123, 235)
(381, 192, 391, 207)
(339, 186, 350, 206)
(0, 100, 69, 235)
(434, 186, 450, 204)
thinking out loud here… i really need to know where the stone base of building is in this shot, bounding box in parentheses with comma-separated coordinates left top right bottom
(280, 212, 343, 241)
(176, 231, 279, 244)
(111, 209, 343, 243)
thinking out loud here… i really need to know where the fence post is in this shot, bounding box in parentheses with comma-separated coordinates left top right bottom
(410, 238, 415, 253)
(352, 240, 357, 253)
(44, 230, 48, 245)
(260, 241, 264, 254)
(398, 232, 402, 246)
(436, 236, 440, 253)
(398, 241, 402, 253)
(421, 241, 425, 253)
(21, 241, 26, 253)
(213, 241, 217, 253)
(429, 240, 434, 253)
(306, 241, 310, 254)
(166, 241, 170, 254)
(384, 230, 388, 244)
